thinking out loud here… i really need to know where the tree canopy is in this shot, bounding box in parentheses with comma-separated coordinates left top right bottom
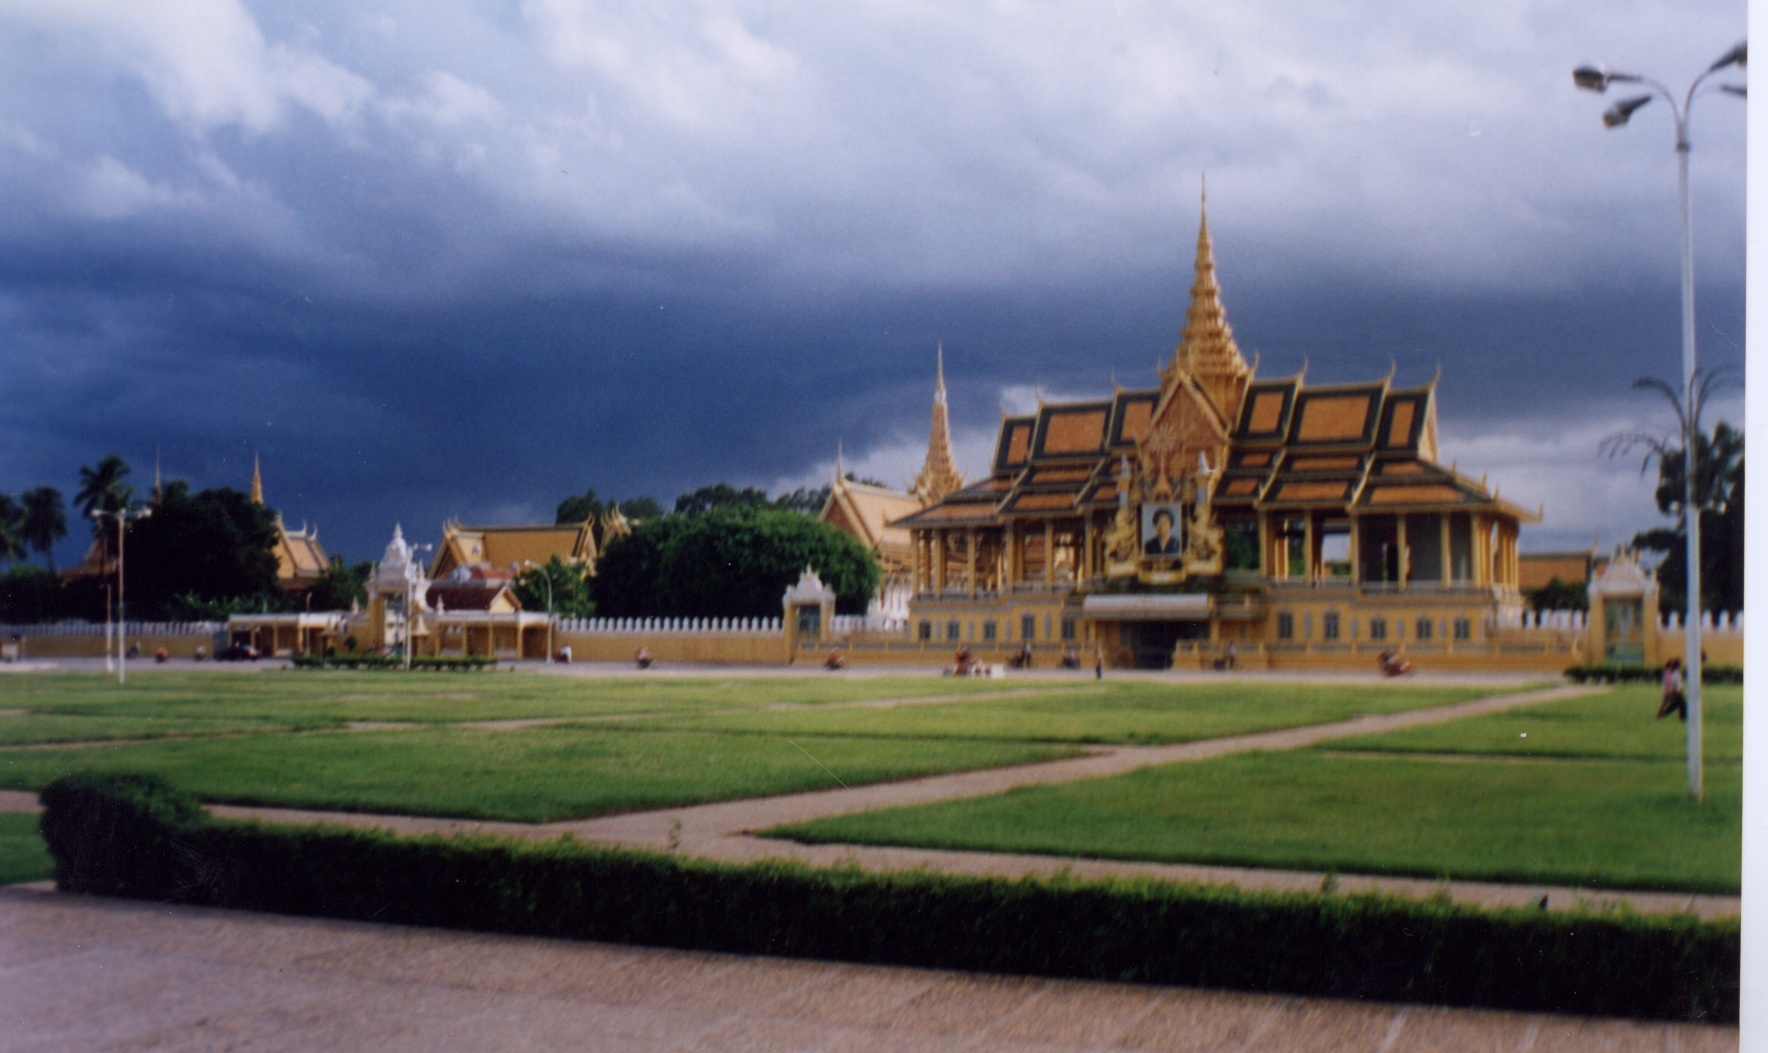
(595, 507, 879, 618)
(1627, 420, 1744, 615)
(513, 555, 595, 618)
(124, 482, 281, 620)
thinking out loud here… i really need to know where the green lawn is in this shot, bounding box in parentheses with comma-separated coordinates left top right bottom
(0, 813, 51, 885)
(628, 681, 1518, 745)
(1328, 685, 1743, 764)
(0, 671, 1045, 745)
(774, 750, 1742, 894)
(0, 725, 1076, 822)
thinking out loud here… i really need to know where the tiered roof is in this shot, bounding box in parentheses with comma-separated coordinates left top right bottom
(895, 203, 1533, 531)
(430, 520, 598, 580)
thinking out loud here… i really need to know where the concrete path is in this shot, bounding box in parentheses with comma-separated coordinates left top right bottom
(0, 885, 1736, 1053)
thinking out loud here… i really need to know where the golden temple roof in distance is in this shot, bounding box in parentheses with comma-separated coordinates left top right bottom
(1164, 188, 1251, 426)
(911, 344, 965, 505)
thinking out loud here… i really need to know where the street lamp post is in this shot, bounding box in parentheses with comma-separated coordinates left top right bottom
(90, 505, 152, 686)
(1574, 42, 1745, 801)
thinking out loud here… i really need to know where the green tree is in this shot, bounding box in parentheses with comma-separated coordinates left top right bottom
(1607, 386, 1743, 615)
(596, 509, 878, 618)
(0, 494, 25, 566)
(555, 489, 606, 526)
(124, 481, 282, 619)
(1528, 576, 1589, 613)
(593, 517, 676, 618)
(20, 486, 68, 574)
(513, 555, 594, 618)
(75, 454, 134, 573)
(620, 496, 664, 521)
(674, 483, 773, 516)
(305, 557, 374, 612)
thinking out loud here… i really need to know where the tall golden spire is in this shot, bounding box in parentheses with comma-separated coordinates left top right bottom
(249, 452, 264, 505)
(912, 344, 964, 505)
(1165, 183, 1251, 423)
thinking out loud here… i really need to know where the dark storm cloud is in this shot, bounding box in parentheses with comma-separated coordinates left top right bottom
(0, 0, 1745, 563)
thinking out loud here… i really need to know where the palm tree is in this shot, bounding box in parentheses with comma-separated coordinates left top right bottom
(1602, 368, 1745, 613)
(20, 486, 68, 575)
(0, 494, 26, 567)
(75, 455, 133, 574)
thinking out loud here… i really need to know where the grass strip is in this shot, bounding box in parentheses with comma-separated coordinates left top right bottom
(0, 812, 51, 885)
(1329, 685, 1742, 764)
(0, 725, 1076, 822)
(38, 772, 1737, 1022)
(626, 681, 1515, 745)
(774, 751, 1742, 895)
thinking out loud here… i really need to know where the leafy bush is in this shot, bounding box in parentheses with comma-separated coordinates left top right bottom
(288, 654, 499, 671)
(1565, 663, 1742, 685)
(38, 772, 1738, 1022)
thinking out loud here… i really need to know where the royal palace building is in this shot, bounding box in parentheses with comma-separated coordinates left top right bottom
(894, 208, 1540, 669)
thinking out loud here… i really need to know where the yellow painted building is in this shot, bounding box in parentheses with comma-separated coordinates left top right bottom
(895, 206, 1541, 669)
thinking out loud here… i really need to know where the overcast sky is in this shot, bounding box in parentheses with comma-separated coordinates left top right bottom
(0, 0, 1747, 565)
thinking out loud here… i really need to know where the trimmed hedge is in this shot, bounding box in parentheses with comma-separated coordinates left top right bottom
(1565, 663, 1743, 685)
(288, 654, 499, 671)
(39, 772, 1738, 1022)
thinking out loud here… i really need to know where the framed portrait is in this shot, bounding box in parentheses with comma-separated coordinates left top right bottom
(1140, 503, 1185, 560)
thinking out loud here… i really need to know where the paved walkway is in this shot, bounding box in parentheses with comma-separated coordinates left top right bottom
(0, 885, 1736, 1052)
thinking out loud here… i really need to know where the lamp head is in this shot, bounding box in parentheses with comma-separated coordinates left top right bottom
(1709, 42, 1746, 72)
(1573, 66, 1610, 92)
(1603, 94, 1653, 128)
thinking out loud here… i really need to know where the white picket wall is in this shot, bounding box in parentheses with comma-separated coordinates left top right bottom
(829, 614, 908, 634)
(0, 621, 225, 638)
(1660, 610, 1744, 632)
(553, 616, 782, 635)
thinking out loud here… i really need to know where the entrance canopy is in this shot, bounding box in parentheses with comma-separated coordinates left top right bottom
(1080, 594, 1210, 620)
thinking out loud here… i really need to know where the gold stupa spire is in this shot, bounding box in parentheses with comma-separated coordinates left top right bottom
(912, 344, 964, 505)
(249, 452, 264, 504)
(1165, 184, 1251, 423)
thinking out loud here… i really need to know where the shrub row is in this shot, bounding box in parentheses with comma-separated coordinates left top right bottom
(288, 653, 499, 671)
(39, 772, 1738, 1023)
(1564, 663, 1742, 685)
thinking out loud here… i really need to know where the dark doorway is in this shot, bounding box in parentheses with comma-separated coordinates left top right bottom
(1123, 620, 1209, 669)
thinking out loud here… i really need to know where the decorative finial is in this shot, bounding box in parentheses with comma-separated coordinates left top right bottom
(250, 451, 263, 505)
(1383, 357, 1397, 384)
(833, 440, 846, 486)
(934, 343, 947, 404)
(1430, 361, 1442, 389)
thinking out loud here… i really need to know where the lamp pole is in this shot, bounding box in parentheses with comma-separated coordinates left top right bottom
(519, 561, 555, 663)
(1574, 42, 1745, 801)
(90, 505, 152, 685)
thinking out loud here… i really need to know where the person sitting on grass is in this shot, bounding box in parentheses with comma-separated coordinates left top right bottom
(1657, 657, 1687, 721)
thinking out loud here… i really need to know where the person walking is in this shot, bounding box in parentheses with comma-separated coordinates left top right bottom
(1093, 646, 1103, 680)
(1657, 657, 1688, 721)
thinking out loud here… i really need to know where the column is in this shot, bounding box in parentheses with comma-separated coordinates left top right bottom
(1258, 512, 1270, 579)
(1349, 516, 1362, 585)
(934, 530, 948, 592)
(1396, 513, 1409, 590)
(1043, 519, 1055, 585)
(1302, 513, 1315, 583)
(1441, 515, 1453, 588)
(1083, 514, 1096, 580)
(966, 528, 978, 597)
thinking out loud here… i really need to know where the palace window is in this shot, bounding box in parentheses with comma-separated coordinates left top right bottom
(1454, 617, 1472, 640)
(918, 620, 931, 642)
(1022, 614, 1037, 641)
(983, 620, 997, 642)
(1277, 612, 1295, 640)
(1323, 611, 1341, 641)
(1061, 618, 1076, 641)
(1370, 617, 1387, 641)
(1415, 617, 1433, 640)
(947, 619, 960, 641)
